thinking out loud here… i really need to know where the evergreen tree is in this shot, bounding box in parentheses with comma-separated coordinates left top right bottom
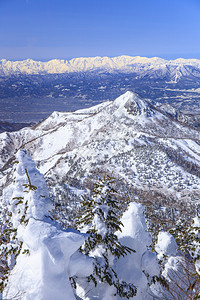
(0, 149, 52, 295)
(75, 175, 137, 298)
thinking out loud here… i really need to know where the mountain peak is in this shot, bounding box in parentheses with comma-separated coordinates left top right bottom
(113, 91, 149, 116)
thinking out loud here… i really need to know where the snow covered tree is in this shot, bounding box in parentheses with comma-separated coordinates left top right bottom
(0, 149, 85, 300)
(166, 213, 200, 298)
(115, 202, 163, 299)
(170, 214, 200, 265)
(156, 230, 200, 299)
(75, 175, 137, 298)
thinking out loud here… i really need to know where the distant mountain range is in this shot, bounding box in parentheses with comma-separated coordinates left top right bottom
(1, 55, 200, 124)
(0, 91, 199, 228)
(1, 56, 200, 82)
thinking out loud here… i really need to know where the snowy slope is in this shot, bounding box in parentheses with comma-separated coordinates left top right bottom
(0, 91, 200, 227)
(1, 56, 200, 81)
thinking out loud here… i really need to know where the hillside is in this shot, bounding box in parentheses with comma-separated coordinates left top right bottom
(0, 91, 199, 229)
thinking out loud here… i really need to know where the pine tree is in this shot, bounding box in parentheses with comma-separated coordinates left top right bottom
(75, 174, 137, 298)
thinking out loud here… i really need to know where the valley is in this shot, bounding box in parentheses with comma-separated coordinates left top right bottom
(1, 56, 200, 123)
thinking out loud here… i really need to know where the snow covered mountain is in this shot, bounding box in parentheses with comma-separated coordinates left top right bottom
(1, 55, 200, 125)
(0, 91, 200, 228)
(1, 78, 200, 125)
(1, 55, 200, 81)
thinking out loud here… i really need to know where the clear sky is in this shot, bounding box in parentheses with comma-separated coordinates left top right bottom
(0, 0, 200, 61)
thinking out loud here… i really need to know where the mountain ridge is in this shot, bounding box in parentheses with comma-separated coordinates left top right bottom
(1, 91, 200, 169)
(1, 55, 200, 81)
(0, 92, 200, 230)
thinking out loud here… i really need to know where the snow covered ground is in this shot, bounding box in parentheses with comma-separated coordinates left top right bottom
(0, 91, 199, 222)
(0, 135, 199, 298)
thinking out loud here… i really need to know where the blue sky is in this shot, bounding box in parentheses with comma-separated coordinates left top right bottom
(0, 0, 200, 60)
